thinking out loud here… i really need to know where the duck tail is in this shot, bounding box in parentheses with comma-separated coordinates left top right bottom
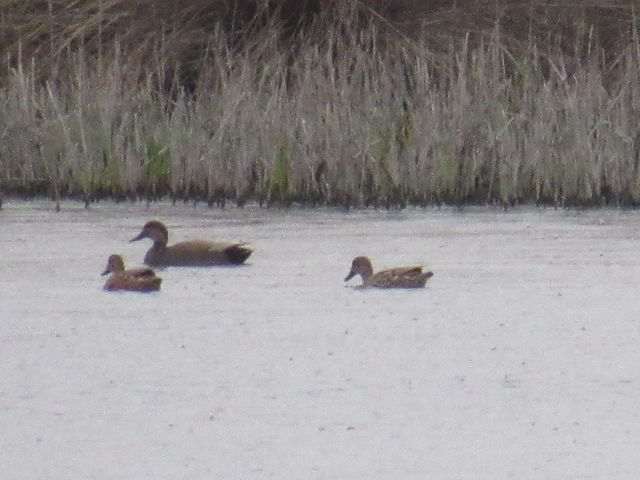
(225, 244, 253, 264)
(141, 277, 163, 292)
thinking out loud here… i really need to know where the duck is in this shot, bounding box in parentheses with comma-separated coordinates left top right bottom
(101, 254, 162, 292)
(344, 256, 433, 289)
(130, 220, 253, 267)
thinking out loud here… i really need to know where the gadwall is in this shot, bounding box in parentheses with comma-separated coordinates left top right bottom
(344, 256, 433, 289)
(130, 220, 253, 267)
(101, 254, 162, 292)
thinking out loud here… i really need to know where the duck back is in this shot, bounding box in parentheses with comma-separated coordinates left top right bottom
(369, 266, 433, 289)
(144, 240, 252, 267)
(104, 268, 162, 292)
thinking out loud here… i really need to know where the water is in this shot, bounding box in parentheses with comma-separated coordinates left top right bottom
(2, 200, 640, 479)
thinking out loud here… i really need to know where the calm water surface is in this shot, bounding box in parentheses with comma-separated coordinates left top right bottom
(2, 200, 640, 479)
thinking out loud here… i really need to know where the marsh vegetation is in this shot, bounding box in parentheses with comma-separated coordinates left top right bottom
(1, 1, 639, 208)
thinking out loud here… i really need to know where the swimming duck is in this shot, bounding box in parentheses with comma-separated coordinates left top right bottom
(101, 254, 162, 292)
(130, 220, 253, 267)
(344, 256, 433, 288)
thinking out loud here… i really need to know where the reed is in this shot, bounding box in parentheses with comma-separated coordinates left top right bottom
(1, 1, 639, 208)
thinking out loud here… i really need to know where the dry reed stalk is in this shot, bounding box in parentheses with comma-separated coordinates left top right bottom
(0, 1, 639, 207)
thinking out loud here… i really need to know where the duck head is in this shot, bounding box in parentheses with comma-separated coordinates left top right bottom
(344, 256, 374, 281)
(130, 220, 169, 245)
(102, 254, 126, 275)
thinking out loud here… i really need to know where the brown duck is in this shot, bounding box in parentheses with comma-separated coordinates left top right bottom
(344, 256, 433, 289)
(101, 254, 162, 292)
(130, 220, 253, 267)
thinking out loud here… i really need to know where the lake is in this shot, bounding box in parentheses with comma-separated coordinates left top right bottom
(2, 200, 639, 479)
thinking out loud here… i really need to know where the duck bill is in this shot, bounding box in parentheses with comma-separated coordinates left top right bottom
(101, 268, 110, 276)
(344, 270, 356, 281)
(129, 231, 145, 242)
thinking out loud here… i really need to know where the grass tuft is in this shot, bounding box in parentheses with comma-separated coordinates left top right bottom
(1, 1, 640, 208)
